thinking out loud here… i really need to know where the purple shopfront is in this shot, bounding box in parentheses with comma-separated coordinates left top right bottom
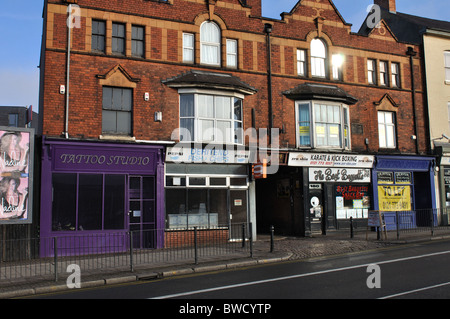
(40, 138, 165, 257)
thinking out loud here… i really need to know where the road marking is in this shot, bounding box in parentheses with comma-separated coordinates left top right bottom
(379, 281, 450, 299)
(151, 249, 450, 299)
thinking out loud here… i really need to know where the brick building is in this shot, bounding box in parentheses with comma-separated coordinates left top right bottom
(38, 0, 435, 247)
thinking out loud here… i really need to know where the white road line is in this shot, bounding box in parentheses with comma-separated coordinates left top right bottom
(151, 249, 450, 299)
(379, 281, 450, 299)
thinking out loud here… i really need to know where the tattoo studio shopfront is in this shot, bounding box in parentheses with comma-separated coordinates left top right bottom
(40, 139, 165, 256)
(288, 152, 374, 235)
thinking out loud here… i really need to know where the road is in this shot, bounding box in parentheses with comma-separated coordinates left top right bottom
(30, 239, 450, 303)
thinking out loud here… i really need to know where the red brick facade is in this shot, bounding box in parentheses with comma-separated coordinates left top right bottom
(40, 0, 428, 155)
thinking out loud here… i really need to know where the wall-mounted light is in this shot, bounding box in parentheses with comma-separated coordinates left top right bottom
(154, 111, 162, 122)
(144, 92, 149, 101)
(60, 85, 65, 94)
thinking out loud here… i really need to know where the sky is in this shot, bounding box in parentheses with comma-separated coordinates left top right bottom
(0, 0, 448, 113)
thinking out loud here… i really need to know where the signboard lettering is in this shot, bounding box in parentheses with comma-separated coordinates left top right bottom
(309, 168, 371, 183)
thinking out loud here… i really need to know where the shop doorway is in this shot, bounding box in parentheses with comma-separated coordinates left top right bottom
(229, 189, 248, 239)
(309, 189, 325, 234)
(128, 176, 156, 248)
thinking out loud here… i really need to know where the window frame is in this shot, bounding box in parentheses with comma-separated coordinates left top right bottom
(112, 22, 126, 55)
(91, 19, 106, 53)
(131, 25, 145, 58)
(226, 39, 238, 69)
(378, 111, 397, 149)
(379, 61, 389, 86)
(367, 59, 377, 85)
(182, 32, 195, 64)
(297, 49, 307, 77)
(445, 51, 450, 83)
(310, 38, 327, 78)
(295, 100, 351, 150)
(200, 21, 221, 66)
(391, 62, 400, 88)
(178, 89, 244, 145)
(102, 86, 133, 136)
(332, 54, 344, 81)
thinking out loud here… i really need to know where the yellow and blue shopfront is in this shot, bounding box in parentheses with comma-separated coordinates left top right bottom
(372, 155, 437, 230)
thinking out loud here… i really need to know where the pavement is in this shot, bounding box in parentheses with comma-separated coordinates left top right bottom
(2, 228, 450, 299)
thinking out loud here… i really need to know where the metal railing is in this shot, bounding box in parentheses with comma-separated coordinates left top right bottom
(0, 223, 253, 284)
(350, 208, 450, 240)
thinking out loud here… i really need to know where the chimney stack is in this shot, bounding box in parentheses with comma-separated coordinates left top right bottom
(374, 0, 396, 13)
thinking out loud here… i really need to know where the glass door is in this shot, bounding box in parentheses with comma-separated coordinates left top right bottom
(128, 176, 156, 248)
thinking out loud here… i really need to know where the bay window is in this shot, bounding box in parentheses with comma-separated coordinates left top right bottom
(179, 91, 243, 144)
(296, 101, 350, 149)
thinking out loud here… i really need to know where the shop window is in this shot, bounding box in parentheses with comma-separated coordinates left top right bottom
(51, 173, 126, 231)
(179, 93, 243, 144)
(52, 173, 77, 231)
(102, 87, 132, 136)
(165, 174, 248, 229)
(104, 175, 126, 230)
(78, 174, 103, 231)
(311, 38, 327, 78)
(335, 185, 370, 220)
(200, 21, 221, 66)
(378, 111, 396, 148)
(296, 101, 350, 149)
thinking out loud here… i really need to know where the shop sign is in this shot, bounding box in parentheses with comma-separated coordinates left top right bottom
(309, 168, 371, 183)
(166, 146, 249, 164)
(288, 152, 374, 168)
(395, 172, 411, 184)
(377, 185, 411, 211)
(53, 146, 156, 174)
(377, 171, 393, 184)
(0, 128, 34, 224)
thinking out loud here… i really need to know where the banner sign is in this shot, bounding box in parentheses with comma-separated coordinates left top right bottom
(289, 152, 374, 168)
(166, 146, 250, 164)
(377, 185, 411, 211)
(309, 168, 371, 183)
(0, 128, 34, 224)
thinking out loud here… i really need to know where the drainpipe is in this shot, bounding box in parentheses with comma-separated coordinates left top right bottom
(64, 4, 73, 139)
(264, 23, 273, 145)
(407, 47, 419, 154)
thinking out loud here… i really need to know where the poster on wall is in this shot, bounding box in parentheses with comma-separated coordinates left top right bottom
(0, 128, 34, 224)
(377, 185, 411, 211)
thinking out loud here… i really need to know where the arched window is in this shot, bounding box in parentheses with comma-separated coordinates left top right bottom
(311, 38, 327, 77)
(200, 21, 221, 66)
